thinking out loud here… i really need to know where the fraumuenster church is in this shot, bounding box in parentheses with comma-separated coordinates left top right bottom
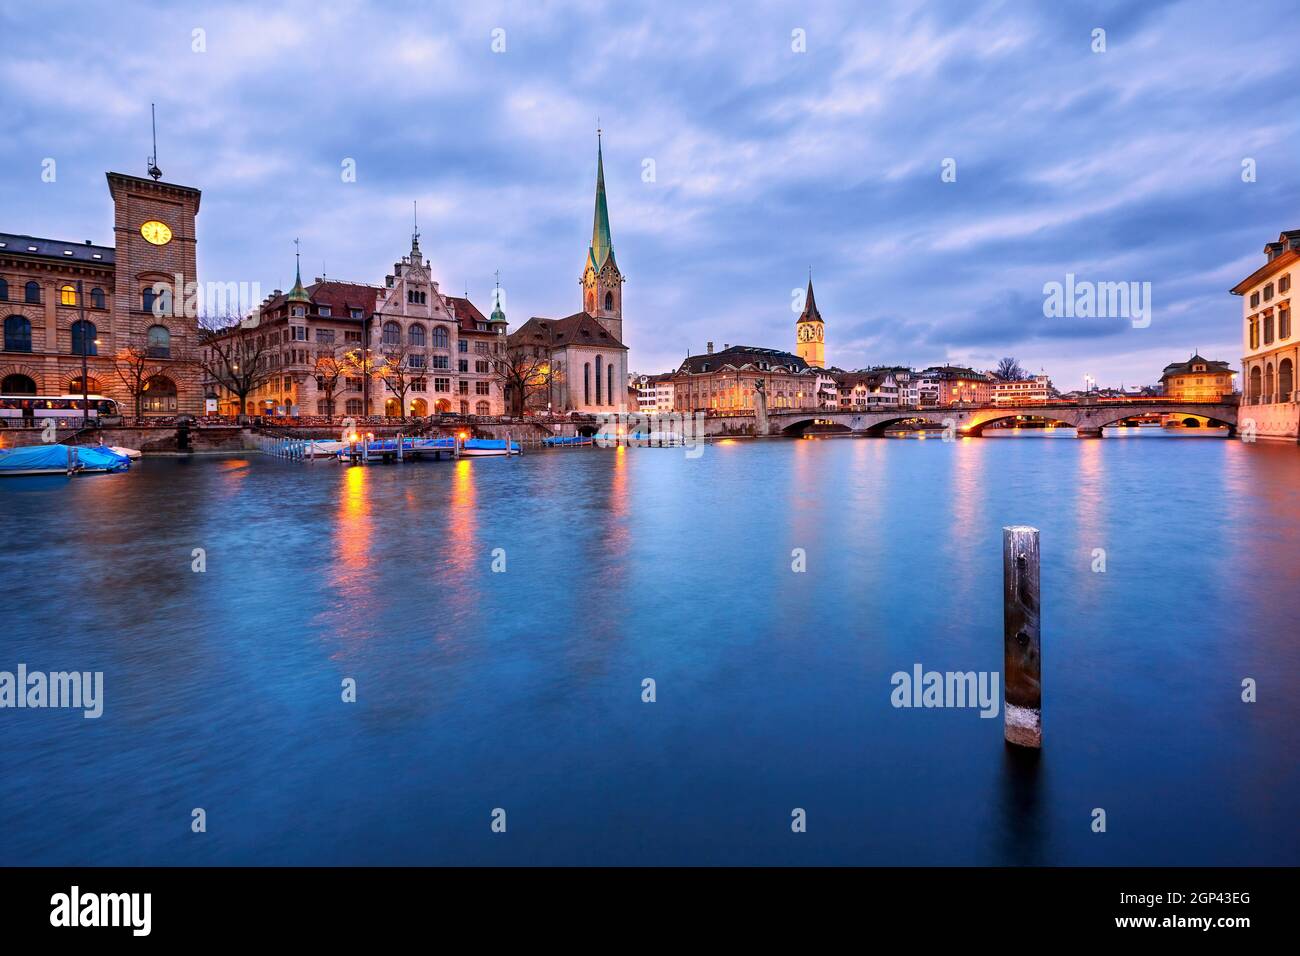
(509, 133, 629, 414)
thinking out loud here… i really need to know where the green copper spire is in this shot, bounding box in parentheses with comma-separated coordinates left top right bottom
(491, 270, 506, 323)
(589, 128, 612, 271)
(288, 238, 310, 302)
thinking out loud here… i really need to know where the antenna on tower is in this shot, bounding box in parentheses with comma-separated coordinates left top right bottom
(147, 103, 162, 181)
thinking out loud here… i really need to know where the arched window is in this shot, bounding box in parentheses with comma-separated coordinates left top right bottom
(608, 363, 614, 406)
(1, 373, 37, 394)
(1248, 366, 1262, 403)
(60, 284, 77, 306)
(1264, 363, 1275, 403)
(595, 355, 603, 405)
(24, 281, 40, 304)
(383, 321, 401, 346)
(72, 320, 97, 355)
(4, 315, 32, 352)
(410, 398, 428, 417)
(604, 291, 613, 311)
(142, 375, 177, 413)
(431, 325, 449, 349)
(142, 285, 172, 315)
(0, 278, 8, 301)
(90, 288, 106, 309)
(147, 324, 171, 358)
(408, 323, 426, 347)
(584, 362, 591, 405)
(1280, 359, 1294, 403)
(68, 376, 101, 395)
(476, 401, 490, 415)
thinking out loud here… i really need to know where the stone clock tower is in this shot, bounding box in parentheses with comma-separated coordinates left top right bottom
(581, 131, 624, 342)
(107, 170, 203, 413)
(795, 276, 825, 368)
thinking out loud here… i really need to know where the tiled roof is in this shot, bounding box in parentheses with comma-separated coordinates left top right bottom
(0, 233, 115, 265)
(676, 344, 809, 374)
(509, 311, 627, 350)
(259, 279, 379, 319)
(1161, 353, 1235, 378)
(447, 295, 505, 335)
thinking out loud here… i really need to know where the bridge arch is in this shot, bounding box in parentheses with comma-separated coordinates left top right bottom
(960, 410, 1078, 436)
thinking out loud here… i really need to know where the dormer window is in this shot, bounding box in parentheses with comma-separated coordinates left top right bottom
(292, 305, 305, 317)
(350, 308, 363, 319)
(318, 305, 331, 317)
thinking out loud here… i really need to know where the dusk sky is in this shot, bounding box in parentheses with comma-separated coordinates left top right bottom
(2, 0, 1297, 389)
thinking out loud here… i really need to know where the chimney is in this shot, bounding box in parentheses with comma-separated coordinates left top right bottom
(707, 341, 714, 354)
(723, 343, 729, 350)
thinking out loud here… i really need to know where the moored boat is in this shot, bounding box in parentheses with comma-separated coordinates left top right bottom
(0, 443, 131, 477)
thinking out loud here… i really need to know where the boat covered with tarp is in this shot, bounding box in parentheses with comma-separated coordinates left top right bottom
(542, 435, 593, 447)
(0, 443, 132, 477)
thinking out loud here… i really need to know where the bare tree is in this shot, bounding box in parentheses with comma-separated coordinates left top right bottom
(313, 347, 345, 420)
(110, 343, 169, 420)
(340, 345, 384, 417)
(995, 357, 1026, 381)
(493, 344, 553, 417)
(196, 313, 278, 417)
(373, 343, 421, 420)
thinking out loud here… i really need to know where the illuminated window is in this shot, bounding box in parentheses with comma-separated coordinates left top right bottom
(60, 284, 77, 306)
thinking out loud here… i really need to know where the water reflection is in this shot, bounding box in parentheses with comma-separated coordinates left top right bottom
(996, 743, 1045, 865)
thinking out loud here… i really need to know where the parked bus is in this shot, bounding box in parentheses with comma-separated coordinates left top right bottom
(0, 395, 121, 427)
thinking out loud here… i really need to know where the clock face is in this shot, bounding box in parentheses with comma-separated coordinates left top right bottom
(141, 220, 172, 245)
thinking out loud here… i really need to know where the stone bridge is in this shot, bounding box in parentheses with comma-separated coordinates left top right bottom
(707, 401, 1239, 438)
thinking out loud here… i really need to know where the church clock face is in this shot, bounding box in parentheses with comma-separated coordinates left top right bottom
(141, 220, 172, 245)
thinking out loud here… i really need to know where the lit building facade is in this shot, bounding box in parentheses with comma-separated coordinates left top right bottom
(204, 234, 507, 418)
(917, 366, 994, 406)
(992, 374, 1055, 405)
(671, 344, 820, 412)
(1231, 230, 1298, 440)
(1159, 354, 1234, 402)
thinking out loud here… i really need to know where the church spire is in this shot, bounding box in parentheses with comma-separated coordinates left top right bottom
(589, 127, 613, 271)
(800, 274, 821, 323)
(491, 269, 506, 323)
(288, 238, 310, 302)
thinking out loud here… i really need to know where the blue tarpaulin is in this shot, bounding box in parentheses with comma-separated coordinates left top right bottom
(0, 444, 130, 476)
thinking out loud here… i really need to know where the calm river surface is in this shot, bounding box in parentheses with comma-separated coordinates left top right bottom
(1, 431, 1297, 865)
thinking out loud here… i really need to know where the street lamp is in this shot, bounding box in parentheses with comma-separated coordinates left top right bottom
(75, 279, 90, 429)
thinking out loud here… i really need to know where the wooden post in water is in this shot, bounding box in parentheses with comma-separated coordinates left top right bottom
(1002, 525, 1041, 748)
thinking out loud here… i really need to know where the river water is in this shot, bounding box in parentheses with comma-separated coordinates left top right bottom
(1, 430, 1297, 865)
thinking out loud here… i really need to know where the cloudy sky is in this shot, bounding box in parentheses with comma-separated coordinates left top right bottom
(2, 0, 1297, 388)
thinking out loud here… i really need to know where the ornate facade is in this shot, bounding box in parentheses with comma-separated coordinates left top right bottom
(1232, 230, 1298, 440)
